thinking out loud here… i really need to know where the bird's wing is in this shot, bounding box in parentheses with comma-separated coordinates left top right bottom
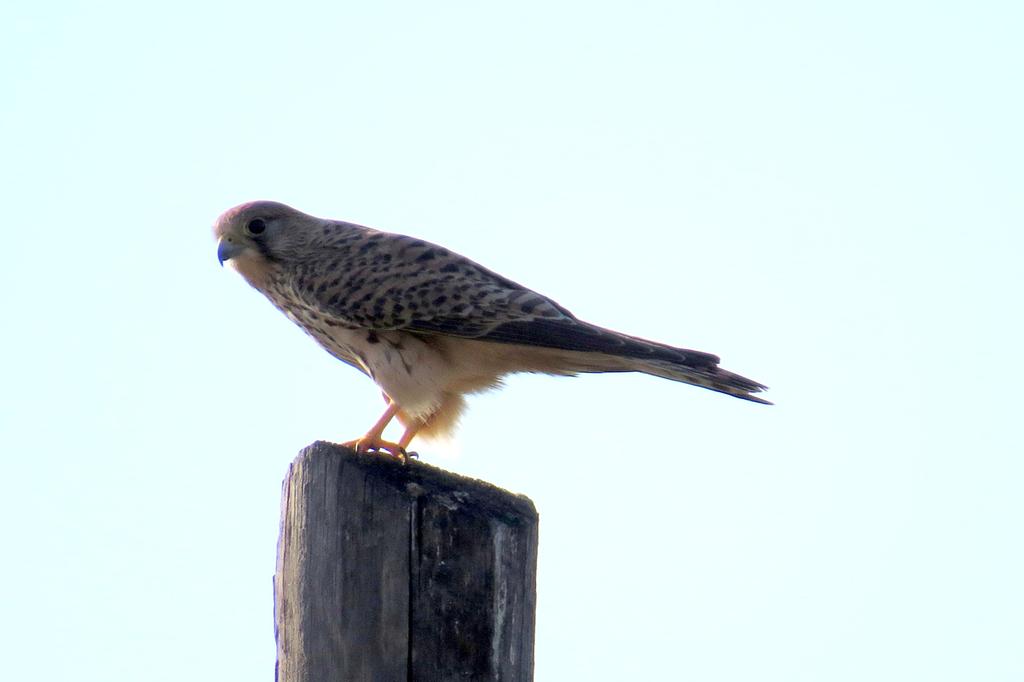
(296, 228, 721, 369)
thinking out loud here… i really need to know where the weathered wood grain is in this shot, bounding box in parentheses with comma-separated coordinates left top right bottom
(274, 441, 538, 682)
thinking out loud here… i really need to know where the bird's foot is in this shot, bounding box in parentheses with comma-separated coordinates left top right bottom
(341, 437, 410, 462)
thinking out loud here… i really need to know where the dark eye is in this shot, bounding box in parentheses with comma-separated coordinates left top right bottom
(247, 218, 267, 235)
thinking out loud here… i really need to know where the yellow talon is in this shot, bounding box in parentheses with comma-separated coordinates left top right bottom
(340, 437, 408, 459)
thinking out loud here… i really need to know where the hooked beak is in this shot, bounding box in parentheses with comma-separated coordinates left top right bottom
(217, 237, 246, 266)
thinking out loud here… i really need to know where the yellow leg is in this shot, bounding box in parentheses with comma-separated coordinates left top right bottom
(398, 423, 421, 451)
(341, 401, 407, 459)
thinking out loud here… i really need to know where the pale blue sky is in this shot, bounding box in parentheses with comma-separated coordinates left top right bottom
(2, 2, 1022, 680)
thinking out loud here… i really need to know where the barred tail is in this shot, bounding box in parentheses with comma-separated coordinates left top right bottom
(636, 359, 772, 404)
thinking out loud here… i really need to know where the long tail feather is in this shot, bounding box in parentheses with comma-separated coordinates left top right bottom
(637, 359, 771, 404)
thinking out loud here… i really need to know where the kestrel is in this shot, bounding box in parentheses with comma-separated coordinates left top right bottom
(215, 201, 769, 457)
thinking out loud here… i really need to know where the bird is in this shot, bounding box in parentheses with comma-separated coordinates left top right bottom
(214, 201, 769, 458)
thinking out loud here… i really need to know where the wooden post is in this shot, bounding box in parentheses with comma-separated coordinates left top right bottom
(274, 441, 539, 681)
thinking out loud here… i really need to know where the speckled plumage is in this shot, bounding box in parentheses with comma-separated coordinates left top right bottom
(214, 201, 769, 454)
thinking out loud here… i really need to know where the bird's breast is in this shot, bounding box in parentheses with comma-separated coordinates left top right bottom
(263, 284, 453, 419)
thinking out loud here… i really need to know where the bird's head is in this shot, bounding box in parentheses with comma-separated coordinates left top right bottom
(213, 200, 320, 287)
